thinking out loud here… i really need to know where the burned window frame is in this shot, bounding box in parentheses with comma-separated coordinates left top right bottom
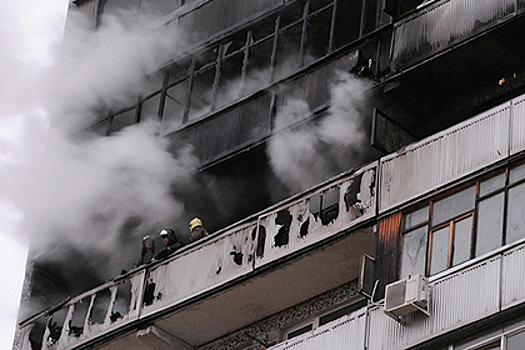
(400, 161, 525, 278)
(91, 0, 364, 133)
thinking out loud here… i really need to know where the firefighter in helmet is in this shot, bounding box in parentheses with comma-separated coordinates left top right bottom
(137, 235, 156, 266)
(188, 217, 209, 242)
(156, 228, 182, 259)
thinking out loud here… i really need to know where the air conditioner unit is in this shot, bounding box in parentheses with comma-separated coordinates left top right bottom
(384, 275, 429, 319)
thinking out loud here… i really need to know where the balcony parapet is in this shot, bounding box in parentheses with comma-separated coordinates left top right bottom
(260, 237, 525, 350)
(391, 0, 520, 71)
(20, 161, 377, 350)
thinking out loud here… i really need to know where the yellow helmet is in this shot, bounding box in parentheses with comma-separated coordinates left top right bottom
(189, 217, 203, 231)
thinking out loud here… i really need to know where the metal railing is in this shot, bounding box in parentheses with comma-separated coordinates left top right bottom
(22, 161, 377, 350)
(391, 0, 518, 70)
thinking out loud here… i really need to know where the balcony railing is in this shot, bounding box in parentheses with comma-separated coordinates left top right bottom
(259, 238, 525, 350)
(391, 0, 519, 71)
(19, 161, 377, 350)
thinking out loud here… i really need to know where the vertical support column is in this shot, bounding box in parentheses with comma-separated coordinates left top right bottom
(374, 212, 403, 299)
(239, 30, 253, 97)
(269, 16, 281, 83)
(328, 0, 338, 53)
(105, 286, 119, 325)
(84, 294, 96, 333)
(182, 58, 197, 125)
(299, 0, 310, 67)
(210, 44, 224, 112)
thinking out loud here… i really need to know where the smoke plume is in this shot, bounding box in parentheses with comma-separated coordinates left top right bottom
(267, 71, 372, 192)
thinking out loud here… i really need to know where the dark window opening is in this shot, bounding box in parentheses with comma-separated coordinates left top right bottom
(318, 300, 367, 326)
(254, 225, 266, 258)
(274, 209, 292, 247)
(69, 297, 90, 337)
(143, 280, 156, 306)
(310, 187, 340, 225)
(91, 289, 111, 325)
(300, 218, 310, 238)
(286, 323, 313, 340)
(46, 307, 67, 345)
(230, 246, 244, 265)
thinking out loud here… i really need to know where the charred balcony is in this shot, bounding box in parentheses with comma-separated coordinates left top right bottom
(382, 0, 525, 138)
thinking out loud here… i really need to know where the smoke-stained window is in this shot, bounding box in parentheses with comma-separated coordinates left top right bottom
(400, 162, 525, 278)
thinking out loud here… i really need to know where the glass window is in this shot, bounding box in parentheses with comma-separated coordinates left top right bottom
(140, 92, 161, 123)
(163, 79, 188, 124)
(286, 324, 313, 340)
(506, 183, 525, 244)
(480, 173, 505, 197)
(430, 226, 450, 275)
(507, 329, 525, 350)
(109, 108, 137, 134)
(401, 226, 428, 278)
(304, 8, 332, 64)
(275, 23, 303, 81)
(404, 206, 429, 230)
(433, 186, 476, 225)
(510, 163, 525, 185)
(453, 216, 472, 266)
(476, 193, 504, 256)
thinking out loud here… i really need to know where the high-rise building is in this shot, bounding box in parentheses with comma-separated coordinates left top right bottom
(14, 0, 525, 350)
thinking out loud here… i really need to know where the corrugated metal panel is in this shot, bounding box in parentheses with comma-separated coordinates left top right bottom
(179, 0, 284, 45)
(173, 92, 272, 164)
(502, 243, 525, 309)
(74, 0, 101, 25)
(255, 163, 377, 268)
(368, 257, 501, 350)
(379, 102, 510, 213)
(269, 310, 367, 350)
(392, 0, 516, 70)
(42, 270, 146, 350)
(141, 222, 256, 316)
(277, 51, 359, 114)
(374, 213, 402, 299)
(511, 93, 525, 155)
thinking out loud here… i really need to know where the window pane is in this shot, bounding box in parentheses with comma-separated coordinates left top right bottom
(430, 226, 449, 275)
(476, 193, 504, 256)
(453, 216, 472, 266)
(480, 173, 505, 197)
(164, 80, 188, 125)
(401, 226, 428, 279)
(140, 92, 161, 123)
(507, 329, 525, 350)
(109, 108, 136, 134)
(404, 206, 429, 230)
(433, 186, 475, 225)
(506, 183, 525, 244)
(510, 163, 525, 185)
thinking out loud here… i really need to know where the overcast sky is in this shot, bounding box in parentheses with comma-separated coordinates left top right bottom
(0, 1, 68, 348)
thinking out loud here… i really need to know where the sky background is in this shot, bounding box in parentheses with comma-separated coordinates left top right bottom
(0, 1, 68, 348)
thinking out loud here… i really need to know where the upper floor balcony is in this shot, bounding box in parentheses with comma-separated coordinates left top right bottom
(19, 91, 525, 350)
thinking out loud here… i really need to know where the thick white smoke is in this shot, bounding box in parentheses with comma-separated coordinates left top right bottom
(1, 6, 199, 288)
(267, 71, 372, 192)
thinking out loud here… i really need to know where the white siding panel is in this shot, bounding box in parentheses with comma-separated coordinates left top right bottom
(368, 257, 501, 350)
(380, 103, 510, 213)
(270, 310, 367, 350)
(255, 163, 377, 268)
(511, 94, 525, 155)
(141, 222, 256, 316)
(502, 243, 525, 309)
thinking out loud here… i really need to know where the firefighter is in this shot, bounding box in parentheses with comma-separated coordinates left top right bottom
(156, 228, 182, 259)
(137, 235, 156, 266)
(188, 217, 209, 242)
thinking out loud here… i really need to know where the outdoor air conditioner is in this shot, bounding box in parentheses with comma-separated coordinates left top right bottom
(384, 274, 429, 319)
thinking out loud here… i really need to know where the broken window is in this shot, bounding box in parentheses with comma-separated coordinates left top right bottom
(275, 22, 303, 80)
(216, 50, 245, 110)
(113, 279, 132, 320)
(274, 209, 292, 247)
(143, 280, 156, 306)
(91, 289, 112, 325)
(253, 225, 266, 258)
(188, 65, 216, 121)
(304, 7, 332, 64)
(46, 307, 67, 345)
(69, 297, 90, 337)
(109, 107, 137, 135)
(310, 187, 340, 225)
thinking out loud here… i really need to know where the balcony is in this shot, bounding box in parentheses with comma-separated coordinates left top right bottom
(385, 0, 525, 134)
(19, 163, 377, 350)
(263, 238, 525, 350)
